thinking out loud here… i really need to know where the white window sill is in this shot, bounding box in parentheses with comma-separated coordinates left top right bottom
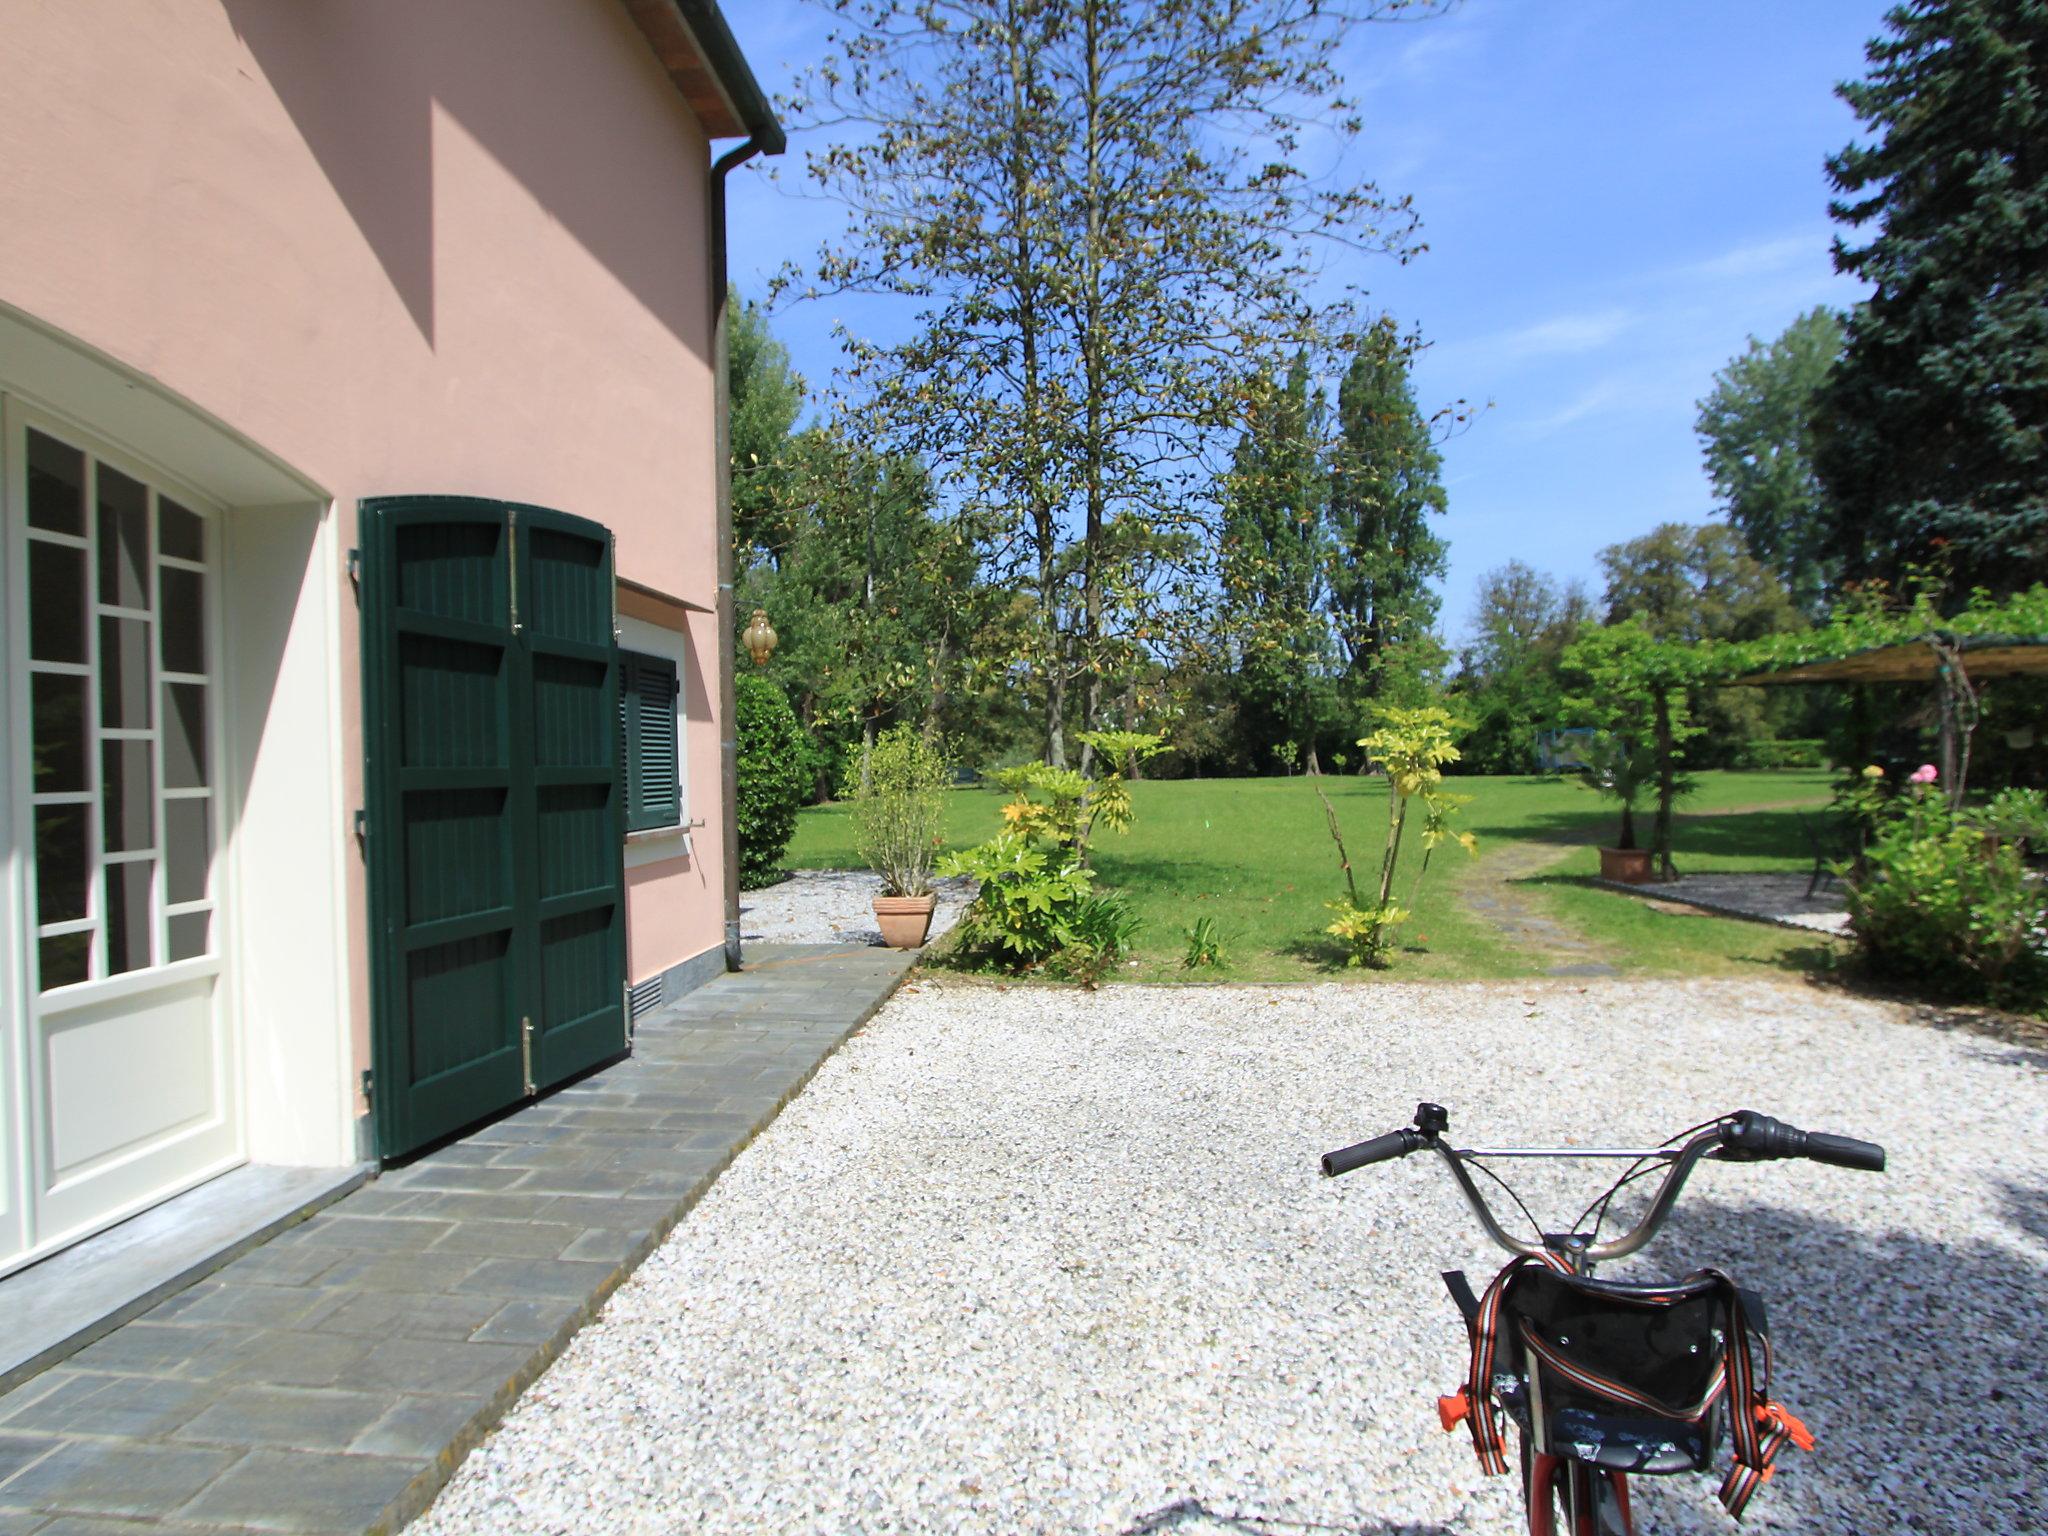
(625, 820, 699, 870)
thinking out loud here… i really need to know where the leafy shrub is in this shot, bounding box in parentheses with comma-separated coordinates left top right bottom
(1847, 785, 2048, 1007)
(936, 833, 1095, 965)
(1182, 916, 1226, 969)
(1732, 738, 1827, 770)
(852, 726, 950, 896)
(1324, 895, 1409, 969)
(735, 673, 809, 889)
(990, 730, 1165, 861)
(1048, 891, 1143, 986)
(1316, 704, 1476, 968)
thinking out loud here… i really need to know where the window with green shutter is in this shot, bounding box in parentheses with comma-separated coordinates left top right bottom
(620, 649, 681, 833)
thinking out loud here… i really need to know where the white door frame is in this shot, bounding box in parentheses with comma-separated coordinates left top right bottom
(2, 395, 241, 1274)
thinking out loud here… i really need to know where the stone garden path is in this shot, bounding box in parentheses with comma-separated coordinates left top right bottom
(0, 945, 914, 1536)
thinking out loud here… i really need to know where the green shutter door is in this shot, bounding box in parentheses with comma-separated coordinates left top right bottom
(516, 508, 628, 1093)
(361, 498, 626, 1158)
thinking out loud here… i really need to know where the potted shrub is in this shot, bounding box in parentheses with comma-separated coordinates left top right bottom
(853, 725, 951, 947)
(1578, 732, 1655, 883)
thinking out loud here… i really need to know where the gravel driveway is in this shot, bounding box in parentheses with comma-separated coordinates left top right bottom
(740, 870, 979, 948)
(416, 979, 2046, 1535)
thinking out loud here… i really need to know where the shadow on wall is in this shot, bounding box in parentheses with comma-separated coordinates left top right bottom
(220, 0, 705, 351)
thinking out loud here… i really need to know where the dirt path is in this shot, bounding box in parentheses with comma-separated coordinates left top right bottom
(1461, 793, 1833, 975)
(1460, 831, 1622, 976)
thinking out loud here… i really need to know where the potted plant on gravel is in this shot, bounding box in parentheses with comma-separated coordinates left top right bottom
(854, 725, 952, 947)
(1578, 731, 1656, 883)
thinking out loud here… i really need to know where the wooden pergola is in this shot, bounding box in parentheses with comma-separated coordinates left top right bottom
(1734, 634, 2048, 802)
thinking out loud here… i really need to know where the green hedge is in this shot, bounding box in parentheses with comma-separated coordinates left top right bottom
(735, 673, 810, 888)
(1730, 738, 1827, 770)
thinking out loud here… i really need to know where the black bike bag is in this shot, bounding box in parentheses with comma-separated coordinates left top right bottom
(1442, 1255, 1812, 1519)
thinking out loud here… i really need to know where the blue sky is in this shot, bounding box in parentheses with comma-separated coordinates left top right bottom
(721, 0, 1880, 648)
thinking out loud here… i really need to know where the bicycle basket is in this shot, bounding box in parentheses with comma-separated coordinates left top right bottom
(1498, 1269, 1732, 1475)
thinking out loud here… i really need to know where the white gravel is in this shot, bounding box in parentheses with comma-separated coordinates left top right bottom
(739, 869, 979, 948)
(415, 978, 2047, 1536)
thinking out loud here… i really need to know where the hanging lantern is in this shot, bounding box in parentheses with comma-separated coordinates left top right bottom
(742, 608, 779, 667)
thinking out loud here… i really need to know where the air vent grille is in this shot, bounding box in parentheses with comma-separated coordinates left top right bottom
(628, 975, 666, 1021)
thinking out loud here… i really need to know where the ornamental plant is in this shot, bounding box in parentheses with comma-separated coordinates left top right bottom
(1574, 731, 1656, 851)
(940, 730, 1163, 976)
(1846, 779, 2048, 1008)
(1561, 619, 1699, 878)
(735, 673, 810, 889)
(851, 726, 950, 897)
(991, 730, 1165, 864)
(935, 833, 1097, 967)
(1319, 704, 1476, 968)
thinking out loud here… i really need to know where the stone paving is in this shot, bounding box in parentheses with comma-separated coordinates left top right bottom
(1596, 870, 1852, 935)
(0, 943, 913, 1536)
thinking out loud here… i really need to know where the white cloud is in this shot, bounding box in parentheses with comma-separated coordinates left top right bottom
(1676, 231, 1826, 283)
(1440, 307, 1637, 370)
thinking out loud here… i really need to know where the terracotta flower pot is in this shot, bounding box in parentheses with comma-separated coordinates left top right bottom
(1600, 846, 1655, 884)
(873, 893, 937, 948)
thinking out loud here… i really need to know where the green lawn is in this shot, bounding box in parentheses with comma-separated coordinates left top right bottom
(782, 770, 1841, 983)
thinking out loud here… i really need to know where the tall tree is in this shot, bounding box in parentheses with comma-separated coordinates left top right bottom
(728, 288, 807, 560)
(1599, 522, 1802, 765)
(1695, 306, 1845, 614)
(1815, 0, 2048, 595)
(1325, 321, 1450, 702)
(1454, 562, 1591, 773)
(1218, 353, 1338, 771)
(786, 0, 1440, 769)
(1600, 523, 1800, 646)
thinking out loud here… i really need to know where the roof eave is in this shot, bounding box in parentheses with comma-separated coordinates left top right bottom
(620, 0, 786, 153)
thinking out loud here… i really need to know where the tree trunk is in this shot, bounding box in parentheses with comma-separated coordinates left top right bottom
(1045, 638, 1068, 768)
(1651, 687, 1677, 880)
(1075, 0, 1106, 783)
(1004, 3, 1062, 772)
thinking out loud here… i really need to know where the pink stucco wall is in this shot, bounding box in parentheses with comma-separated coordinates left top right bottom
(0, 0, 731, 1084)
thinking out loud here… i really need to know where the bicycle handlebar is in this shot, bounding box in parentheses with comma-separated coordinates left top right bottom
(1320, 1104, 1885, 1264)
(1320, 1130, 1425, 1176)
(1720, 1109, 1886, 1171)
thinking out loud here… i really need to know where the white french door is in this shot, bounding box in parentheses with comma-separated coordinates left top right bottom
(1, 398, 240, 1276)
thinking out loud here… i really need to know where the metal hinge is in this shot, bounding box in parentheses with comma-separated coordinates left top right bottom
(353, 809, 368, 854)
(520, 1016, 535, 1095)
(623, 982, 634, 1046)
(359, 1068, 373, 1105)
(346, 547, 361, 595)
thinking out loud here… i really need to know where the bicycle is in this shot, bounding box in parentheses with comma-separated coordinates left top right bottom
(1321, 1104, 1886, 1535)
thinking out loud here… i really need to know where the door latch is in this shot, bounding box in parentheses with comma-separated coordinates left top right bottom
(520, 1016, 536, 1095)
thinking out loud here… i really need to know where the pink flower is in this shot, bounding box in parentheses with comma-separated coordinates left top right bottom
(1909, 763, 1938, 784)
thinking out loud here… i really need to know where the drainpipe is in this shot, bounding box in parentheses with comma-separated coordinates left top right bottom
(675, 0, 784, 970)
(711, 129, 780, 971)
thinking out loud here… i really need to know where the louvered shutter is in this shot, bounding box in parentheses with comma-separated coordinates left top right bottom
(620, 649, 680, 832)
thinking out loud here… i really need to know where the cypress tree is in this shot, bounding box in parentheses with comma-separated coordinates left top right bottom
(1325, 322, 1449, 697)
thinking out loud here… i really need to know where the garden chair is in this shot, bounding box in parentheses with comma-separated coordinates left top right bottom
(1799, 811, 1859, 898)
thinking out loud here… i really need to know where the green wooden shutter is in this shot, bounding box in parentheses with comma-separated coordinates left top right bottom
(361, 497, 628, 1158)
(620, 649, 679, 833)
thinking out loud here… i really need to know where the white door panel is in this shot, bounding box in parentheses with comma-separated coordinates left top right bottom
(2, 398, 240, 1277)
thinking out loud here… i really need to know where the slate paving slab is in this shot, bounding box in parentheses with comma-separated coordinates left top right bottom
(0, 944, 913, 1535)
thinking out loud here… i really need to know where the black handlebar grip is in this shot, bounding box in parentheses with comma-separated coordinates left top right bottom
(1321, 1130, 1420, 1177)
(1724, 1111, 1885, 1171)
(1802, 1131, 1886, 1172)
